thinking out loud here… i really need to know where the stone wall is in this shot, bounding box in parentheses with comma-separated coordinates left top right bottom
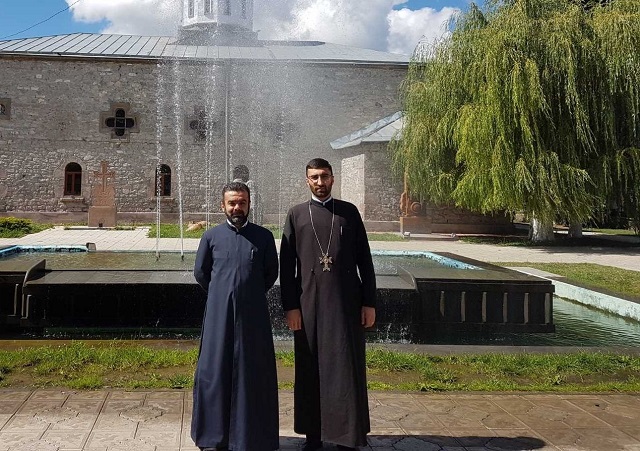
(340, 143, 403, 222)
(400, 203, 514, 235)
(0, 54, 516, 234)
(0, 55, 406, 226)
(427, 204, 513, 234)
(340, 154, 365, 214)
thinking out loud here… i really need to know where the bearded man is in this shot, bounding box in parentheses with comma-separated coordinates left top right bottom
(280, 158, 376, 450)
(192, 181, 279, 451)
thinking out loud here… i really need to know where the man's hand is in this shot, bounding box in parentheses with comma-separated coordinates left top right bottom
(361, 306, 376, 328)
(286, 309, 302, 331)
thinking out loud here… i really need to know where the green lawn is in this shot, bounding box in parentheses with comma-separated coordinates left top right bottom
(461, 230, 639, 247)
(1, 342, 638, 392)
(147, 223, 207, 239)
(495, 263, 640, 299)
(147, 224, 403, 241)
(367, 232, 404, 241)
(585, 228, 638, 236)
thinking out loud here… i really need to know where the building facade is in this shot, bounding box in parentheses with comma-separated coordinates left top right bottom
(0, 4, 512, 233)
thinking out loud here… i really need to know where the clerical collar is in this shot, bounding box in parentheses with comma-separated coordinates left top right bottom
(311, 195, 333, 206)
(226, 219, 249, 230)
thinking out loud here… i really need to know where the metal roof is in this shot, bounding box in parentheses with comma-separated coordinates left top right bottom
(331, 112, 404, 149)
(0, 33, 409, 65)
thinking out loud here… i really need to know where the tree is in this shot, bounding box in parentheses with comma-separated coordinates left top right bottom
(395, 0, 640, 241)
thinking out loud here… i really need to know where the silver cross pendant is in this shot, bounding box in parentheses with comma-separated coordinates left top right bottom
(319, 253, 333, 272)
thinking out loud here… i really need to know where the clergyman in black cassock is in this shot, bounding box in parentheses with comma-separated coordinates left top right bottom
(280, 159, 377, 449)
(191, 183, 279, 451)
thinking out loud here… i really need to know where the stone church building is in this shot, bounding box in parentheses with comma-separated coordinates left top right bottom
(0, 0, 511, 233)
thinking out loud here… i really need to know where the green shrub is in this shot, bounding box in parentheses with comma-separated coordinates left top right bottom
(0, 217, 51, 238)
(0, 217, 33, 232)
(0, 217, 35, 238)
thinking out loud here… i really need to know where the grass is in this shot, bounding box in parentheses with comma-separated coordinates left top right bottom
(147, 223, 403, 241)
(148, 223, 207, 239)
(495, 262, 640, 299)
(585, 228, 638, 236)
(461, 232, 639, 247)
(0, 342, 639, 392)
(365, 350, 640, 392)
(367, 232, 404, 241)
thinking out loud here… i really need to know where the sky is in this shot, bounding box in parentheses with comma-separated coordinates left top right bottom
(0, 0, 474, 55)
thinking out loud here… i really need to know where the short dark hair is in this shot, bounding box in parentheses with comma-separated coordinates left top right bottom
(306, 158, 332, 175)
(222, 181, 251, 200)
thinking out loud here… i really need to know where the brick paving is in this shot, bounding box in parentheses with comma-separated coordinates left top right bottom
(1, 390, 639, 451)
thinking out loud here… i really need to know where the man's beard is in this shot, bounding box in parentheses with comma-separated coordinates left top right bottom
(313, 186, 331, 199)
(227, 212, 248, 227)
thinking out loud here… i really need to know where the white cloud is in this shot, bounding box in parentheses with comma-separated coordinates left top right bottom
(255, 0, 400, 53)
(67, 0, 181, 36)
(67, 0, 458, 55)
(387, 7, 458, 56)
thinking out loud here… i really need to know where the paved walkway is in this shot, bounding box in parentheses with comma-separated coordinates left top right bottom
(1, 228, 640, 450)
(1, 389, 640, 451)
(1, 226, 639, 271)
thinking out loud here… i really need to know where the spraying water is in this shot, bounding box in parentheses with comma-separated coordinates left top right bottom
(204, 64, 218, 228)
(172, 59, 186, 260)
(155, 62, 167, 260)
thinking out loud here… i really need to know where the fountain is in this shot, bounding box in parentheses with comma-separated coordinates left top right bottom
(4, 245, 640, 348)
(0, 245, 556, 341)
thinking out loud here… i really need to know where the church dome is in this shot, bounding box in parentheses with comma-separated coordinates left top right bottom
(180, 0, 257, 45)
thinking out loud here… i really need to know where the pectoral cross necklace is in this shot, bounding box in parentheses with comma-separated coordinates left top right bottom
(309, 200, 335, 272)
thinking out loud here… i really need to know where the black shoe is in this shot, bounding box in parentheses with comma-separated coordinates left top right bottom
(336, 446, 356, 450)
(301, 440, 323, 451)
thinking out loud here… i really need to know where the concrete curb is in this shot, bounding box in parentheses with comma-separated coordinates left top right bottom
(510, 267, 640, 322)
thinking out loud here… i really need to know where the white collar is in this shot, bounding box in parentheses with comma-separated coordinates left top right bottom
(311, 195, 333, 206)
(226, 218, 249, 230)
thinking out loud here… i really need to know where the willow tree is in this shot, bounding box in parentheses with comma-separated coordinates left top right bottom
(395, 0, 640, 241)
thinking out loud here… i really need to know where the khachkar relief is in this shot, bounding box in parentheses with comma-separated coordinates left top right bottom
(400, 172, 426, 217)
(399, 172, 432, 234)
(88, 161, 117, 227)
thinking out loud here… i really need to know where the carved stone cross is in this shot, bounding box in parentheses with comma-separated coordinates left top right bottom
(92, 161, 116, 207)
(88, 160, 117, 227)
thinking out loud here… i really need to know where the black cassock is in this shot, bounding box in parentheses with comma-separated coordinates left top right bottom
(192, 222, 279, 451)
(280, 198, 376, 448)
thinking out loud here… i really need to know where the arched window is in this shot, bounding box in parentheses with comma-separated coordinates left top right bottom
(0, 98, 10, 120)
(156, 164, 172, 197)
(64, 163, 82, 196)
(188, 0, 195, 18)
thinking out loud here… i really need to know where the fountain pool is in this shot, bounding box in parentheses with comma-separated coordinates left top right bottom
(0, 245, 555, 340)
(2, 245, 638, 347)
